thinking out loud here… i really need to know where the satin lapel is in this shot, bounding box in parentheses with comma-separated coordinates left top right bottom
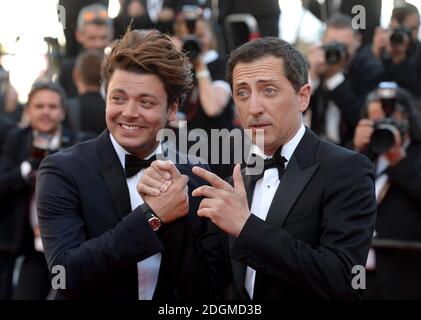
(97, 131, 132, 220)
(265, 155, 319, 227)
(265, 128, 321, 227)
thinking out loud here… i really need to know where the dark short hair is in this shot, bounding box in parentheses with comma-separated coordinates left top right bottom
(326, 13, 358, 34)
(102, 29, 192, 107)
(75, 49, 104, 87)
(27, 81, 66, 107)
(226, 37, 308, 93)
(392, 3, 420, 24)
(362, 87, 421, 143)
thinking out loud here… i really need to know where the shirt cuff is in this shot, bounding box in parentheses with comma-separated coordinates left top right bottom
(213, 80, 231, 94)
(325, 72, 345, 91)
(20, 161, 32, 180)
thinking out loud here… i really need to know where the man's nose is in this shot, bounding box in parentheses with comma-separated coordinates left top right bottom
(121, 100, 140, 118)
(249, 93, 265, 116)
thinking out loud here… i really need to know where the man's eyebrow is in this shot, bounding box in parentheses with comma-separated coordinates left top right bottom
(256, 79, 276, 84)
(234, 79, 276, 87)
(137, 93, 158, 99)
(109, 88, 126, 94)
(109, 88, 158, 100)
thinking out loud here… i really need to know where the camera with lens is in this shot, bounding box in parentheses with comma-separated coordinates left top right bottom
(369, 83, 409, 154)
(370, 118, 408, 154)
(322, 42, 348, 65)
(390, 27, 412, 46)
(182, 35, 202, 61)
(180, 5, 203, 61)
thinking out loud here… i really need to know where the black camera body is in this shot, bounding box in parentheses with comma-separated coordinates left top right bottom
(182, 35, 202, 61)
(322, 42, 348, 65)
(180, 5, 203, 62)
(368, 82, 410, 154)
(370, 118, 408, 154)
(390, 27, 412, 46)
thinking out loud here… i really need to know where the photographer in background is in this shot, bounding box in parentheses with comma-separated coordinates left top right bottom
(0, 82, 77, 300)
(363, 3, 421, 98)
(353, 83, 421, 299)
(174, 8, 234, 178)
(59, 4, 113, 98)
(306, 13, 381, 147)
(113, 0, 179, 39)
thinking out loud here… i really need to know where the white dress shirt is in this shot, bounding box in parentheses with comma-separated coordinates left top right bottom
(244, 123, 306, 299)
(110, 133, 162, 300)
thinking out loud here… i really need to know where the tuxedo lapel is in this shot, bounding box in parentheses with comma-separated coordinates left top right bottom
(265, 128, 320, 227)
(97, 131, 132, 220)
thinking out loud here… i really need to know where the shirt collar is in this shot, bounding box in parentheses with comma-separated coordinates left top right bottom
(109, 133, 162, 169)
(32, 129, 62, 150)
(250, 123, 306, 166)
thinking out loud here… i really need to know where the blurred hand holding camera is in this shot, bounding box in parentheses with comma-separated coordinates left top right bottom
(308, 43, 347, 81)
(353, 119, 375, 152)
(372, 26, 411, 64)
(354, 82, 411, 166)
(354, 118, 406, 166)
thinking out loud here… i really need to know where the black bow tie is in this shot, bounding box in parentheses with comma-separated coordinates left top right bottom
(246, 147, 287, 182)
(124, 154, 157, 178)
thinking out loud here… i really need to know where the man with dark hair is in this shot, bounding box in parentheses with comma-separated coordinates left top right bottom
(0, 81, 76, 300)
(59, 4, 113, 98)
(140, 37, 377, 299)
(364, 3, 421, 98)
(65, 49, 106, 137)
(36, 29, 228, 300)
(353, 84, 421, 299)
(306, 13, 381, 147)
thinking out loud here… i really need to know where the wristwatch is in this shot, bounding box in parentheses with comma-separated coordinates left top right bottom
(141, 203, 162, 232)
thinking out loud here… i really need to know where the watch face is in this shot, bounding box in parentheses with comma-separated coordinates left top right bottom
(148, 216, 161, 231)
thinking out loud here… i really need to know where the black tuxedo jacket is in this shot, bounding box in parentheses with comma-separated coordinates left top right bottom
(308, 48, 382, 146)
(0, 115, 15, 158)
(227, 128, 377, 299)
(372, 142, 421, 298)
(64, 91, 106, 137)
(36, 130, 229, 300)
(0, 126, 76, 254)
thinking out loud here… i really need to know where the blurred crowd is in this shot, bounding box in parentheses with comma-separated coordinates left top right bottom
(1, 0, 421, 300)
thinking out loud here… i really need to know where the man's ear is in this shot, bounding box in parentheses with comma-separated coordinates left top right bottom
(298, 84, 311, 113)
(167, 100, 179, 122)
